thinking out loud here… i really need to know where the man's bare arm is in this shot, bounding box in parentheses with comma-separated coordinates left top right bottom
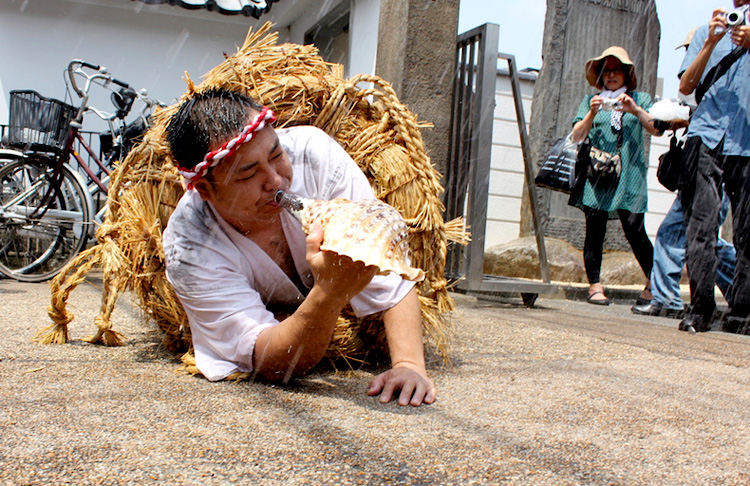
(680, 10, 728, 95)
(367, 287, 437, 406)
(252, 224, 376, 381)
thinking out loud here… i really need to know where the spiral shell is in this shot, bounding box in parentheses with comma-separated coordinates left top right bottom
(277, 192, 425, 282)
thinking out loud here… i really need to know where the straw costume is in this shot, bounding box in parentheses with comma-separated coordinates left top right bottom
(37, 23, 466, 378)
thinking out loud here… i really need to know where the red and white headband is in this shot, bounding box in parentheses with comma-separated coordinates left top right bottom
(176, 107, 276, 189)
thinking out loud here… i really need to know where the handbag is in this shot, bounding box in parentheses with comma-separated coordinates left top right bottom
(581, 127, 623, 188)
(534, 133, 581, 194)
(656, 133, 683, 192)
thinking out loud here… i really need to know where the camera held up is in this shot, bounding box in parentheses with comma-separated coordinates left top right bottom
(723, 5, 748, 28)
(600, 99, 623, 111)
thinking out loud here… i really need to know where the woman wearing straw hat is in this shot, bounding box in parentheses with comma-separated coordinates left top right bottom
(570, 46, 662, 305)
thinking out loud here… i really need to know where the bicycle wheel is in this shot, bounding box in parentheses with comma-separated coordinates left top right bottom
(0, 158, 91, 282)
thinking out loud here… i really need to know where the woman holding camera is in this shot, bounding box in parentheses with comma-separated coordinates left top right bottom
(570, 46, 661, 305)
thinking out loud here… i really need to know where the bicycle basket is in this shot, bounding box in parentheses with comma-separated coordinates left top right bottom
(8, 90, 77, 153)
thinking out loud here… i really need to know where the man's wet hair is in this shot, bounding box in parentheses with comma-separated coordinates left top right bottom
(166, 88, 263, 170)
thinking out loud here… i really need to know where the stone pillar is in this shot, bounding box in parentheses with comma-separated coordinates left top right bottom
(521, 0, 660, 250)
(375, 0, 459, 177)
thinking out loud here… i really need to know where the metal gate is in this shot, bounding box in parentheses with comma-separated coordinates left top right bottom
(444, 23, 557, 304)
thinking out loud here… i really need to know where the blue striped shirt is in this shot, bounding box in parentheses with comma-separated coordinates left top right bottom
(680, 24, 750, 156)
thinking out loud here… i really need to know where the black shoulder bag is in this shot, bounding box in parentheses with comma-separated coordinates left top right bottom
(656, 133, 683, 192)
(695, 46, 748, 104)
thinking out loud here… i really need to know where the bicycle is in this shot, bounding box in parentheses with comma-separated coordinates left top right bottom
(0, 60, 164, 282)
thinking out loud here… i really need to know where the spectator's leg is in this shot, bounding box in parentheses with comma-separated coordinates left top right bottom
(618, 210, 654, 280)
(649, 195, 686, 310)
(583, 208, 608, 302)
(715, 190, 736, 303)
(682, 138, 723, 324)
(722, 156, 750, 321)
(716, 237, 736, 303)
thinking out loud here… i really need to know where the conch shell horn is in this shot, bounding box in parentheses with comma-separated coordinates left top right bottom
(275, 190, 425, 282)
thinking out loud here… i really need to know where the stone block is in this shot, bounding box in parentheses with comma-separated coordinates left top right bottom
(600, 251, 649, 286)
(483, 237, 586, 283)
(483, 237, 650, 286)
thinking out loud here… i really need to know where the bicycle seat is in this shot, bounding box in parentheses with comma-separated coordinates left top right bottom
(111, 87, 137, 119)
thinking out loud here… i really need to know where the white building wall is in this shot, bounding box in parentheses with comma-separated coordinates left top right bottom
(0, 0, 379, 127)
(644, 133, 674, 239)
(0, 0, 261, 127)
(486, 72, 533, 249)
(487, 71, 674, 250)
(348, 0, 381, 78)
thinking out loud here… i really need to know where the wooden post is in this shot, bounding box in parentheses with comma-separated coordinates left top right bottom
(375, 0, 459, 178)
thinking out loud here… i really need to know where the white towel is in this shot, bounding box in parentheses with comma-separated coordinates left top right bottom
(600, 87, 626, 130)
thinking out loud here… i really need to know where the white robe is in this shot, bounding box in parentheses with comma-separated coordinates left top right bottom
(162, 126, 415, 380)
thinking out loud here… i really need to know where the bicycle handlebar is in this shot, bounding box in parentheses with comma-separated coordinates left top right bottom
(67, 59, 130, 98)
(83, 85, 165, 130)
(86, 105, 116, 123)
(137, 89, 167, 109)
(79, 60, 100, 71)
(65, 59, 165, 127)
(112, 77, 129, 89)
(68, 60, 95, 97)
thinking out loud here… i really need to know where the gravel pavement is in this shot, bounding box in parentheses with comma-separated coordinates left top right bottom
(1, 276, 749, 485)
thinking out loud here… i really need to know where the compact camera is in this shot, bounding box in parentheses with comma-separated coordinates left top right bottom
(724, 6, 748, 28)
(600, 99, 623, 111)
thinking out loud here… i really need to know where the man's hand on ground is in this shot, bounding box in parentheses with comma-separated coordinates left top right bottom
(367, 364, 436, 407)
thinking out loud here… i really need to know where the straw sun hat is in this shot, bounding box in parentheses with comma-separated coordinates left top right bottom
(676, 27, 699, 50)
(585, 46, 637, 91)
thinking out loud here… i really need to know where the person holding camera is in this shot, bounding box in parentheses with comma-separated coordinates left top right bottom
(569, 46, 661, 306)
(677, 1, 750, 334)
(631, 28, 737, 320)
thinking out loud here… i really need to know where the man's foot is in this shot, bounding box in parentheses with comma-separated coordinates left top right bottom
(587, 290, 610, 306)
(631, 302, 684, 319)
(678, 314, 710, 334)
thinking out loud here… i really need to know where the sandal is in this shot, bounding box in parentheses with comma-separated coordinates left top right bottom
(587, 290, 610, 306)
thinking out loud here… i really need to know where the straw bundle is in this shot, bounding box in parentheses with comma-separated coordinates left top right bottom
(38, 23, 466, 375)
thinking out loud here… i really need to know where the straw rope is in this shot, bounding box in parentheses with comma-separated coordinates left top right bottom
(41, 22, 466, 376)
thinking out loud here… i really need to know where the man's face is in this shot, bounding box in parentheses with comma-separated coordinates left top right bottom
(735, 0, 748, 8)
(194, 120, 293, 234)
